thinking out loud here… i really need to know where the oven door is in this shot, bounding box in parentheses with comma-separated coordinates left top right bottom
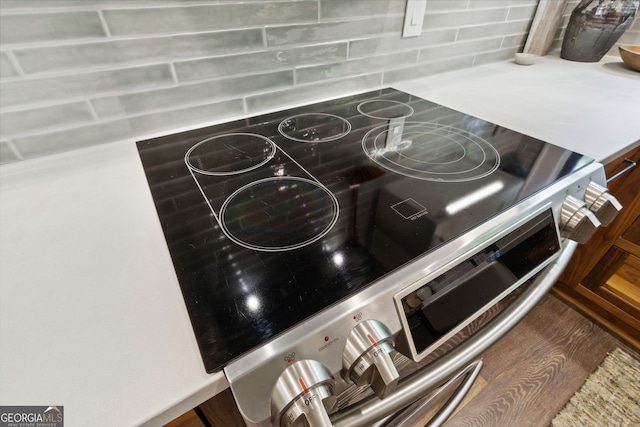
(330, 240, 577, 427)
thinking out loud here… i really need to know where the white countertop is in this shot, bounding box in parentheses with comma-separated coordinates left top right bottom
(394, 53, 640, 164)
(0, 140, 229, 426)
(1, 53, 639, 427)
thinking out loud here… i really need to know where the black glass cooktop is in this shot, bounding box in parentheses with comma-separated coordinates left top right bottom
(136, 88, 593, 373)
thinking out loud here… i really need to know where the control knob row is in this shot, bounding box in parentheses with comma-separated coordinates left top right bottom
(584, 182, 622, 227)
(342, 319, 399, 399)
(270, 360, 336, 427)
(560, 182, 621, 244)
(270, 320, 400, 427)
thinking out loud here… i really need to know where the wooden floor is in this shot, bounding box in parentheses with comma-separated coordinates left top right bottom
(169, 294, 637, 427)
(440, 293, 628, 427)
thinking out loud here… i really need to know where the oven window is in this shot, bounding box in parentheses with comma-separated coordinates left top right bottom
(400, 209, 560, 356)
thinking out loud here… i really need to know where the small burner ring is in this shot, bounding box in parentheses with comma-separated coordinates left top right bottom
(278, 113, 351, 143)
(357, 100, 414, 120)
(185, 133, 276, 176)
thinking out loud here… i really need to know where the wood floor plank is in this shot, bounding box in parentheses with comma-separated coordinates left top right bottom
(477, 294, 569, 381)
(443, 295, 617, 427)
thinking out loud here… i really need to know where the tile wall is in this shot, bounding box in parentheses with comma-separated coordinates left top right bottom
(0, 0, 558, 164)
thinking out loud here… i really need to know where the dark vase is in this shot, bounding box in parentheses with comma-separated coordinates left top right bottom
(561, 0, 639, 62)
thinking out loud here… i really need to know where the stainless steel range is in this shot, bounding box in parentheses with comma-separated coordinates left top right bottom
(136, 88, 621, 426)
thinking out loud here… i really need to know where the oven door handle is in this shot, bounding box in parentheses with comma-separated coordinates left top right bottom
(330, 240, 578, 427)
(375, 359, 483, 427)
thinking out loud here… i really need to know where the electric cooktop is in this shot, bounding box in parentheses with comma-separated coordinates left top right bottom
(136, 88, 593, 373)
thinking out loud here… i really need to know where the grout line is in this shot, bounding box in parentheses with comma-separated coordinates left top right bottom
(97, 9, 112, 38)
(5, 49, 26, 77)
(241, 97, 249, 115)
(5, 139, 24, 161)
(86, 99, 100, 120)
(169, 62, 179, 84)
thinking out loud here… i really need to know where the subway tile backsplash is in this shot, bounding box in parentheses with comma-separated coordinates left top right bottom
(174, 43, 349, 82)
(1, 64, 175, 109)
(265, 17, 406, 47)
(14, 30, 266, 75)
(103, 2, 319, 36)
(13, 99, 246, 159)
(295, 50, 418, 85)
(92, 70, 294, 118)
(0, 0, 568, 164)
(319, 0, 408, 19)
(0, 11, 107, 44)
(0, 101, 94, 136)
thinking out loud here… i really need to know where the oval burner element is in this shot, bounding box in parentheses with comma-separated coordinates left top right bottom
(362, 122, 500, 182)
(185, 133, 276, 176)
(279, 113, 351, 143)
(357, 100, 414, 120)
(219, 177, 339, 251)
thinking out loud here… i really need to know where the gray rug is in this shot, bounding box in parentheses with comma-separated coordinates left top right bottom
(551, 346, 640, 427)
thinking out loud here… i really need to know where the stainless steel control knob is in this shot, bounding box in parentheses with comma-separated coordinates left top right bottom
(584, 182, 622, 227)
(342, 319, 400, 399)
(271, 359, 336, 427)
(560, 195, 602, 244)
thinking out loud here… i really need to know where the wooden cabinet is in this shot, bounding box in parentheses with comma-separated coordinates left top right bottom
(553, 145, 640, 349)
(164, 409, 205, 427)
(164, 389, 245, 427)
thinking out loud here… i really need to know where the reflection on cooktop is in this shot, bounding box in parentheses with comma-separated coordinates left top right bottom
(136, 87, 592, 372)
(362, 122, 500, 182)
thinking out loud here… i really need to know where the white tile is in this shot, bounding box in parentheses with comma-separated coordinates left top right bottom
(0, 102, 94, 136)
(175, 43, 348, 82)
(423, 8, 508, 29)
(0, 11, 106, 45)
(419, 38, 503, 62)
(349, 29, 457, 58)
(13, 99, 244, 159)
(458, 20, 532, 41)
(266, 17, 404, 47)
(14, 30, 265, 75)
(0, 64, 174, 109)
(296, 51, 417, 84)
(319, 0, 406, 20)
(383, 56, 475, 84)
(103, 2, 318, 36)
(245, 74, 382, 112)
(92, 71, 293, 118)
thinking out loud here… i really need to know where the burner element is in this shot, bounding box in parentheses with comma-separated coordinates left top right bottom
(219, 177, 339, 251)
(357, 100, 414, 120)
(279, 113, 351, 143)
(185, 133, 276, 175)
(362, 122, 500, 182)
